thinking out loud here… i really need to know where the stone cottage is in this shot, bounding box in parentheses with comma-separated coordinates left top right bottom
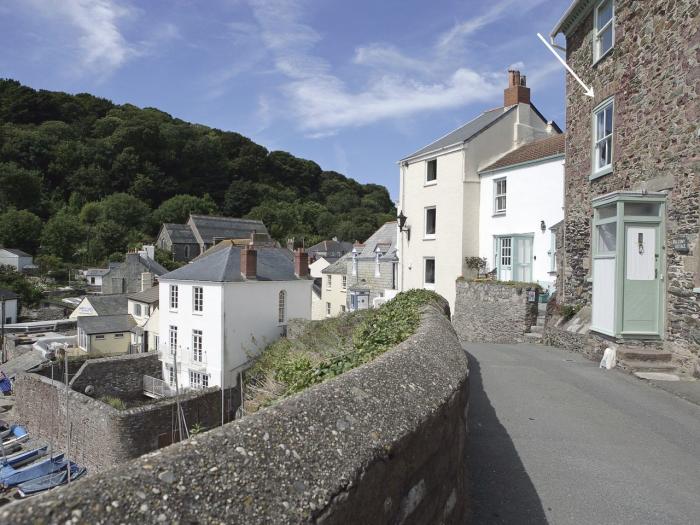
(549, 0, 699, 376)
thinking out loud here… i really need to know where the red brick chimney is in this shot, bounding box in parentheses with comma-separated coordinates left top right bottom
(294, 249, 309, 278)
(241, 246, 257, 279)
(504, 70, 530, 106)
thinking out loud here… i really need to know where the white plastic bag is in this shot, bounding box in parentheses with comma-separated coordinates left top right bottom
(599, 347, 617, 370)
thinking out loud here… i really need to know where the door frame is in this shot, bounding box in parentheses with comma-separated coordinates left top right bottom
(494, 234, 534, 282)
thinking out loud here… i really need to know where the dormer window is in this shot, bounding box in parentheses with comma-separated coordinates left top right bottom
(594, 0, 614, 62)
(426, 159, 437, 184)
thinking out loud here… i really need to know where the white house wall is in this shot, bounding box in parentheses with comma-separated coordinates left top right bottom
(1, 299, 18, 324)
(479, 157, 564, 290)
(309, 258, 330, 279)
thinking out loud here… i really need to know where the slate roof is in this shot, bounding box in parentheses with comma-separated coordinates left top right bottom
(0, 248, 31, 257)
(0, 288, 19, 300)
(401, 106, 516, 161)
(163, 224, 197, 244)
(189, 215, 269, 244)
(85, 295, 128, 316)
(322, 253, 350, 275)
(480, 134, 566, 173)
(138, 255, 168, 276)
(355, 222, 398, 260)
(78, 314, 136, 335)
(307, 240, 353, 256)
(127, 285, 159, 304)
(160, 243, 304, 282)
(85, 268, 110, 277)
(0, 349, 46, 379)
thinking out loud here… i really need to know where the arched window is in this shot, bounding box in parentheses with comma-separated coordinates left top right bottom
(278, 290, 287, 324)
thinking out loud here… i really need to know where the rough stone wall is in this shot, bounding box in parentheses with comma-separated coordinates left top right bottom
(286, 318, 318, 340)
(70, 353, 162, 401)
(5, 299, 470, 525)
(347, 258, 397, 305)
(453, 280, 538, 343)
(561, 0, 699, 372)
(102, 254, 153, 295)
(13, 371, 239, 473)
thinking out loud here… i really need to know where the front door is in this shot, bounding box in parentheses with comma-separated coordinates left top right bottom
(513, 236, 533, 282)
(622, 224, 661, 334)
(497, 237, 512, 281)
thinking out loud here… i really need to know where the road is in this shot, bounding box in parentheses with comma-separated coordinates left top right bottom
(465, 343, 700, 525)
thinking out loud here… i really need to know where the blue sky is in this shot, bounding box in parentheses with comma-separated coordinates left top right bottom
(0, 0, 571, 200)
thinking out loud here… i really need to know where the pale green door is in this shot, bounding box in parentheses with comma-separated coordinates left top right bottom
(622, 224, 661, 334)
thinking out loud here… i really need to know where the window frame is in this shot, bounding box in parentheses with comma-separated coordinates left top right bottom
(494, 178, 507, 215)
(326, 302, 331, 317)
(424, 257, 436, 288)
(326, 275, 332, 290)
(169, 325, 178, 355)
(591, 98, 614, 179)
(193, 286, 203, 313)
(134, 303, 142, 317)
(169, 284, 179, 311)
(425, 158, 438, 185)
(424, 206, 436, 239)
(593, 0, 614, 64)
(278, 290, 286, 325)
(192, 329, 203, 362)
(341, 275, 347, 291)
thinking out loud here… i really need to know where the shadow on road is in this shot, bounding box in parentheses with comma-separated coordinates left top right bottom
(466, 351, 548, 524)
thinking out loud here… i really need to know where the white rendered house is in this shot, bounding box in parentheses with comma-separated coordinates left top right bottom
(397, 70, 560, 309)
(158, 241, 312, 390)
(478, 134, 565, 291)
(0, 288, 19, 324)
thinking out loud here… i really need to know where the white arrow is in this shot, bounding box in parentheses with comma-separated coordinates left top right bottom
(537, 33, 594, 98)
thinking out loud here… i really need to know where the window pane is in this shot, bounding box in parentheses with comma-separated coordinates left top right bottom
(425, 259, 435, 284)
(604, 106, 613, 135)
(624, 202, 660, 217)
(596, 110, 605, 140)
(597, 0, 613, 27)
(599, 26, 613, 55)
(426, 208, 436, 235)
(597, 222, 617, 252)
(596, 203, 616, 220)
(426, 159, 437, 181)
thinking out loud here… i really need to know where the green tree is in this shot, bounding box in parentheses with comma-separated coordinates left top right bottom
(0, 209, 42, 254)
(98, 192, 150, 230)
(40, 210, 84, 261)
(0, 265, 42, 306)
(0, 162, 43, 212)
(152, 194, 217, 225)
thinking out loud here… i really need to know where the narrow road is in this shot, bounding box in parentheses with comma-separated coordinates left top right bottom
(465, 343, 700, 525)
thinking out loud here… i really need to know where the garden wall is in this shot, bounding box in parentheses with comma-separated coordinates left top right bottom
(453, 280, 538, 343)
(6, 298, 470, 524)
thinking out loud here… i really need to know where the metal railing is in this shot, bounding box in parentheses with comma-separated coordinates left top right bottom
(143, 374, 175, 398)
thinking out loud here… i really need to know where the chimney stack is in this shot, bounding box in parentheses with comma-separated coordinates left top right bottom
(294, 249, 309, 278)
(504, 69, 530, 106)
(241, 246, 257, 279)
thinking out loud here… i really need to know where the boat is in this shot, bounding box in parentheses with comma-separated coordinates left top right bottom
(1, 446, 48, 468)
(0, 441, 21, 455)
(1, 426, 29, 448)
(17, 462, 86, 497)
(0, 423, 18, 440)
(0, 454, 66, 487)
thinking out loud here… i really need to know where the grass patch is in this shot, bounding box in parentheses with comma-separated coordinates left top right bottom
(244, 289, 441, 412)
(100, 395, 126, 410)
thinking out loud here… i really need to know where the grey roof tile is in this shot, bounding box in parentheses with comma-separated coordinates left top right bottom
(163, 224, 197, 244)
(190, 215, 269, 244)
(355, 222, 398, 259)
(84, 295, 129, 316)
(127, 285, 159, 304)
(78, 314, 136, 335)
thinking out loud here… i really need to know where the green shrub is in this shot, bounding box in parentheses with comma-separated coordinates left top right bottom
(100, 395, 126, 410)
(559, 304, 581, 322)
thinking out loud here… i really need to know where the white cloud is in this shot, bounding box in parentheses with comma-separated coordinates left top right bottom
(241, 0, 540, 134)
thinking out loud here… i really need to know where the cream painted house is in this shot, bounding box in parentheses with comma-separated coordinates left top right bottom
(319, 254, 350, 318)
(397, 71, 560, 309)
(128, 285, 160, 353)
(77, 314, 136, 355)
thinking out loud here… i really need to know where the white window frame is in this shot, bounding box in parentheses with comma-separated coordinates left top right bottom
(192, 329, 203, 362)
(494, 178, 507, 214)
(340, 305, 346, 313)
(424, 206, 436, 239)
(424, 257, 436, 288)
(167, 365, 175, 386)
(593, 0, 614, 63)
(326, 275, 332, 290)
(169, 325, 178, 355)
(169, 284, 179, 310)
(278, 290, 286, 325)
(591, 98, 614, 179)
(425, 158, 437, 185)
(341, 275, 347, 290)
(134, 303, 142, 317)
(326, 302, 331, 317)
(189, 370, 207, 390)
(193, 286, 203, 313)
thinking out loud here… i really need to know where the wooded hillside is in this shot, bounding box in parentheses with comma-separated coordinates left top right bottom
(0, 79, 395, 265)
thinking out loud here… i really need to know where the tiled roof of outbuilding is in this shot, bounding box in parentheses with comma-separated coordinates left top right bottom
(480, 134, 565, 173)
(163, 224, 197, 244)
(78, 314, 136, 335)
(189, 215, 269, 244)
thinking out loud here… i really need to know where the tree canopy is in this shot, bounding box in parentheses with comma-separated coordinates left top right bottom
(0, 79, 395, 264)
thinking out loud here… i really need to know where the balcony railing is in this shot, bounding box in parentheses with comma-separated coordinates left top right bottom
(143, 374, 175, 398)
(157, 346, 208, 369)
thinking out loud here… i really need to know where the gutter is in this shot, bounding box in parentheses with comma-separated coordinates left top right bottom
(478, 153, 565, 176)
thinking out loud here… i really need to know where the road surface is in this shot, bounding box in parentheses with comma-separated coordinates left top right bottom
(465, 343, 700, 525)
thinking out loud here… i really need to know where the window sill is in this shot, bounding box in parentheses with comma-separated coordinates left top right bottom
(590, 166, 612, 180)
(423, 235, 436, 241)
(493, 212, 506, 217)
(592, 47, 614, 68)
(424, 283, 435, 290)
(424, 180, 437, 187)
(192, 311, 203, 316)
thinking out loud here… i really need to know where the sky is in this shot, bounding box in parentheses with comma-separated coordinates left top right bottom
(0, 0, 572, 200)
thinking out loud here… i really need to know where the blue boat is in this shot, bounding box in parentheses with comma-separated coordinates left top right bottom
(0, 454, 66, 487)
(17, 462, 86, 497)
(1, 445, 48, 468)
(1, 425, 29, 448)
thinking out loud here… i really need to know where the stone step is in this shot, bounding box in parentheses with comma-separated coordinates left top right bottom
(530, 325, 543, 334)
(524, 332, 542, 342)
(618, 360, 678, 373)
(616, 348, 673, 362)
(536, 316, 545, 326)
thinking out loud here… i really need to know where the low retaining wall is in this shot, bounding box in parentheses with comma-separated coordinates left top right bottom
(70, 353, 162, 401)
(453, 280, 538, 343)
(13, 366, 239, 473)
(6, 298, 470, 524)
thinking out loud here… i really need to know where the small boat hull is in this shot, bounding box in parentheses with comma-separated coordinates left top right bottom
(1, 446, 48, 468)
(1, 454, 66, 487)
(18, 462, 86, 497)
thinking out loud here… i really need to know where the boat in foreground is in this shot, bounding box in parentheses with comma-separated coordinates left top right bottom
(0, 454, 66, 487)
(17, 462, 86, 497)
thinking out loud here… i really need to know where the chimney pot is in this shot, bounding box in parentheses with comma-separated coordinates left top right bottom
(504, 69, 530, 106)
(294, 248, 309, 278)
(241, 246, 257, 279)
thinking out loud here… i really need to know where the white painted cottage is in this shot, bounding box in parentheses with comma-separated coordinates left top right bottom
(158, 241, 312, 390)
(397, 70, 560, 309)
(0, 288, 19, 324)
(478, 134, 565, 292)
(0, 248, 35, 273)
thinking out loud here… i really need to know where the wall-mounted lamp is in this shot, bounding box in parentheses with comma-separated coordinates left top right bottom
(540, 220, 546, 233)
(398, 211, 411, 241)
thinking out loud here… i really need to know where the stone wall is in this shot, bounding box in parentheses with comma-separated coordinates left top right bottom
(5, 299, 470, 525)
(453, 280, 538, 343)
(286, 318, 318, 340)
(347, 258, 397, 305)
(13, 364, 239, 473)
(69, 353, 162, 401)
(560, 0, 699, 373)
